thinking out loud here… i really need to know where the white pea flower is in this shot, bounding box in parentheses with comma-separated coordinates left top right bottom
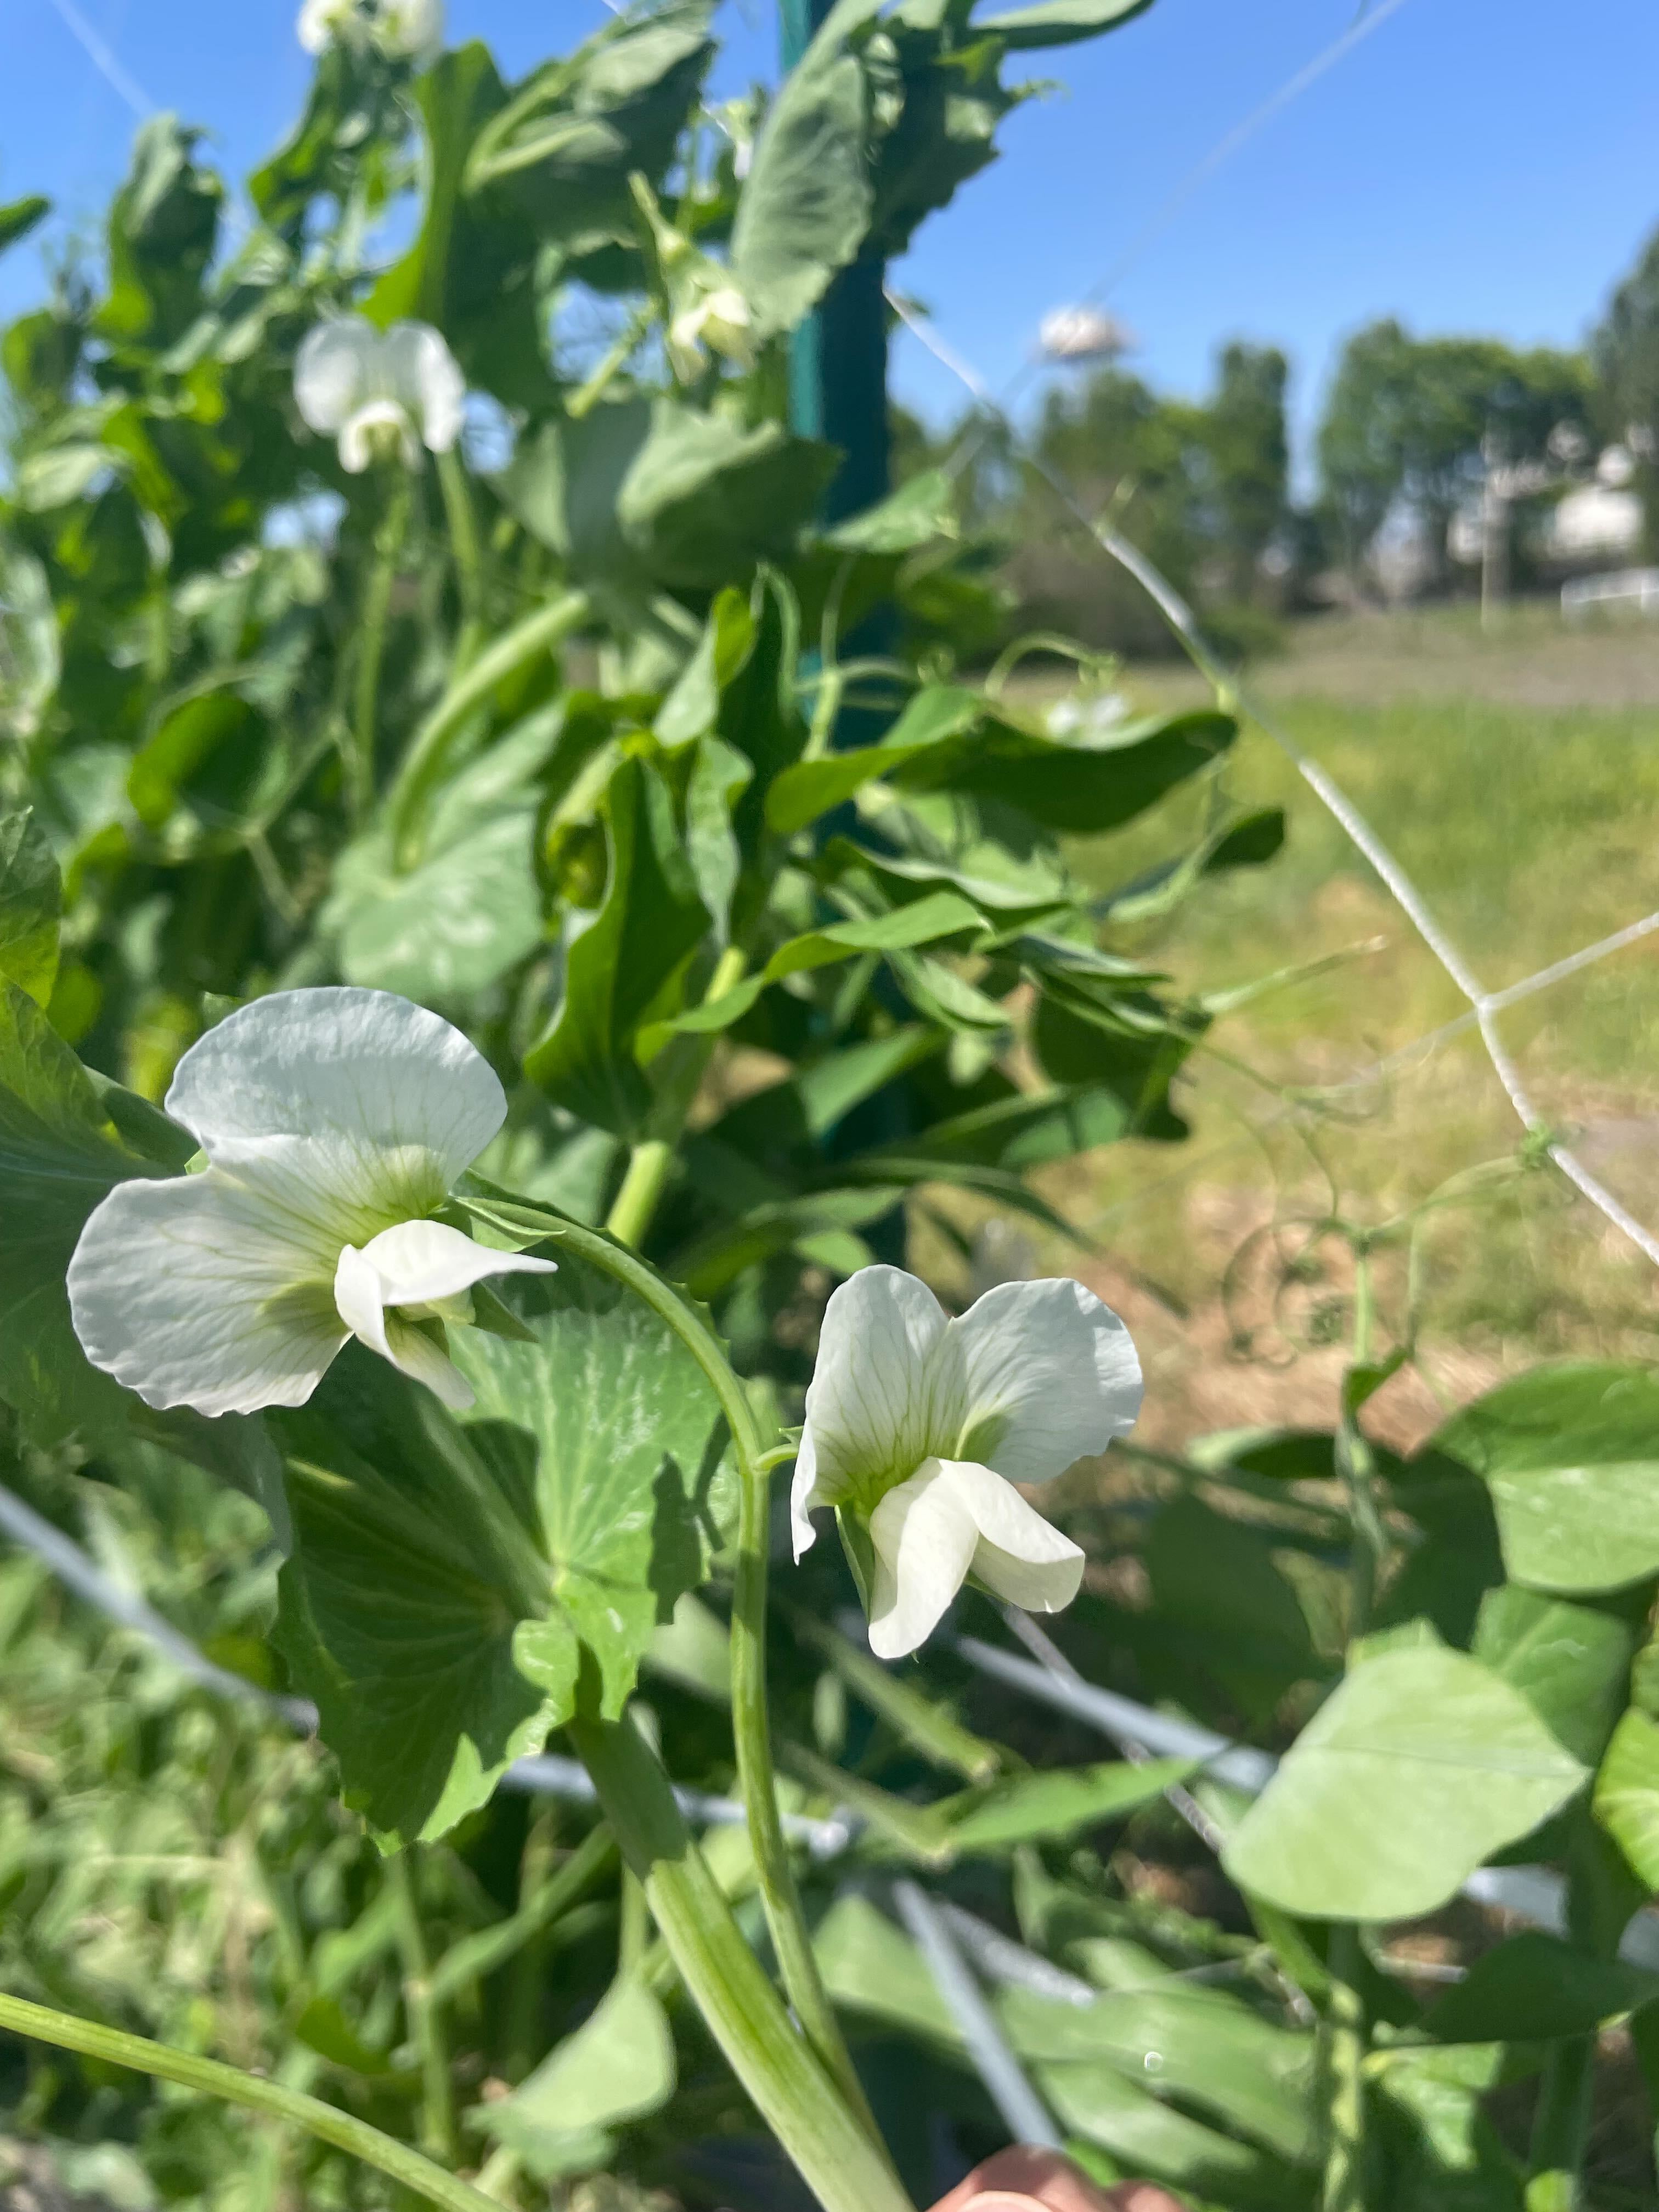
(297, 0, 353, 51)
(376, 0, 444, 58)
(294, 317, 465, 475)
(67, 989, 554, 1418)
(298, 0, 443, 58)
(667, 279, 756, 385)
(793, 1266, 1141, 1660)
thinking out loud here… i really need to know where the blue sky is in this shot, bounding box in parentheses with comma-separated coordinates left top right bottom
(5, 0, 1658, 471)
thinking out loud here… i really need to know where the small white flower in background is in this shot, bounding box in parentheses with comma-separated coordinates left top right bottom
(792, 1266, 1142, 1659)
(1046, 691, 1130, 742)
(376, 0, 444, 57)
(294, 318, 465, 475)
(667, 277, 756, 384)
(67, 989, 554, 1418)
(297, 0, 443, 59)
(297, 0, 353, 50)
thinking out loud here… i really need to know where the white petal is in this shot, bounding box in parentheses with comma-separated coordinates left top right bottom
(297, 0, 348, 52)
(166, 989, 507, 1189)
(933, 1274, 1142, 1486)
(789, 1423, 822, 1559)
(335, 1241, 476, 1410)
(294, 319, 380, 436)
(355, 1217, 555, 1306)
(338, 399, 420, 474)
(867, 1459, 979, 1661)
(383, 323, 465, 454)
(379, 0, 443, 57)
(383, 1318, 473, 1408)
(943, 1457, 1085, 1616)
(799, 1265, 949, 1509)
(68, 1172, 346, 1417)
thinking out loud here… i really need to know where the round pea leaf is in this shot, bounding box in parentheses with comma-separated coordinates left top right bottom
(1222, 1647, 1587, 1922)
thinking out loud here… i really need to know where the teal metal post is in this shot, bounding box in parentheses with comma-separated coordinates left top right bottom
(778, 0, 893, 546)
(779, 0, 911, 1244)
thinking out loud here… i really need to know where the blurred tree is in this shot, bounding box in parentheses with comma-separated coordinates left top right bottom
(1203, 340, 1289, 601)
(1319, 319, 1593, 594)
(1594, 224, 1659, 556)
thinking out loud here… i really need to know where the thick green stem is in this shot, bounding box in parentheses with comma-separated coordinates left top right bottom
(436, 445, 487, 670)
(605, 1139, 675, 1251)
(388, 1849, 458, 2165)
(1340, 1248, 1389, 1643)
(0, 1991, 500, 2212)
(570, 1714, 912, 2212)
(352, 470, 411, 823)
(1525, 2036, 1594, 2212)
(1321, 1926, 1368, 2212)
(535, 1214, 871, 2126)
(388, 588, 590, 867)
(605, 945, 749, 1250)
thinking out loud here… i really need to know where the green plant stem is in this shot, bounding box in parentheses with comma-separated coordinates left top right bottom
(1321, 1925, 1368, 2212)
(0, 1991, 500, 2212)
(1340, 1246, 1389, 1642)
(352, 470, 411, 823)
(436, 446, 487, 670)
(388, 1849, 459, 2165)
(1525, 2036, 1594, 2212)
(544, 1210, 872, 2131)
(605, 1138, 675, 1250)
(388, 588, 591, 868)
(570, 1713, 912, 2212)
(605, 944, 749, 1249)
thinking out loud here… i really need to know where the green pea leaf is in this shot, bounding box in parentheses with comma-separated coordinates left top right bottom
(0, 195, 50, 258)
(1040, 2063, 1297, 2210)
(936, 1758, 1195, 1852)
(0, 981, 144, 1446)
(526, 754, 710, 1135)
(327, 717, 562, 1002)
(1431, 1363, 1659, 1594)
(273, 1254, 734, 1845)
(1594, 1708, 1659, 1889)
(1471, 1584, 1634, 1766)
(0, 538, 60, 739)
(973, 0, 1152, 48)
(1424, 1930, 1659, 2044)
(730, 3, 875, 336)
(1222, 1647, 1588, 1921)
(471, 1973, 676, 2180)
(765, 690, 1235, 836)
(0, 811, 61, 1008)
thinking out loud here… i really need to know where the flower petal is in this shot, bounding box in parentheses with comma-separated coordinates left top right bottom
(379, 0, 444, 57)
(944, 1457, 1085, 1616)
(383, 323, 465, 453)
(867, 1459, 980, 1661)
(68, 1172, 346, 1417)
(933, 1275, 1142, 1486)
(799, 1265, 950, 1512)
(294, 319, 379, 435)
(334, 1240, 475, 1409)
(789, 1424, 823, 1559)
(166, 988, 507, 1187)
(338, 400, 420, 474)
(355, 1218, 555, 1306)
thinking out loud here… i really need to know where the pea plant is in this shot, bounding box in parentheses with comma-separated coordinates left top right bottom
(2, 5, 1658, 2211)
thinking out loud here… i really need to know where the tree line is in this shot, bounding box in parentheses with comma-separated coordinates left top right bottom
(918, 219, 1659, 657)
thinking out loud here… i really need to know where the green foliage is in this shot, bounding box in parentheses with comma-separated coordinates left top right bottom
(1222, 1646, 1588, 1921)
(0, 8, 1654, 2212)
(1316, 316, 1595, 584)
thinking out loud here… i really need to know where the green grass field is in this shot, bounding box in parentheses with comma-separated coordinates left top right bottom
(989, 606, 1659, 1451)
